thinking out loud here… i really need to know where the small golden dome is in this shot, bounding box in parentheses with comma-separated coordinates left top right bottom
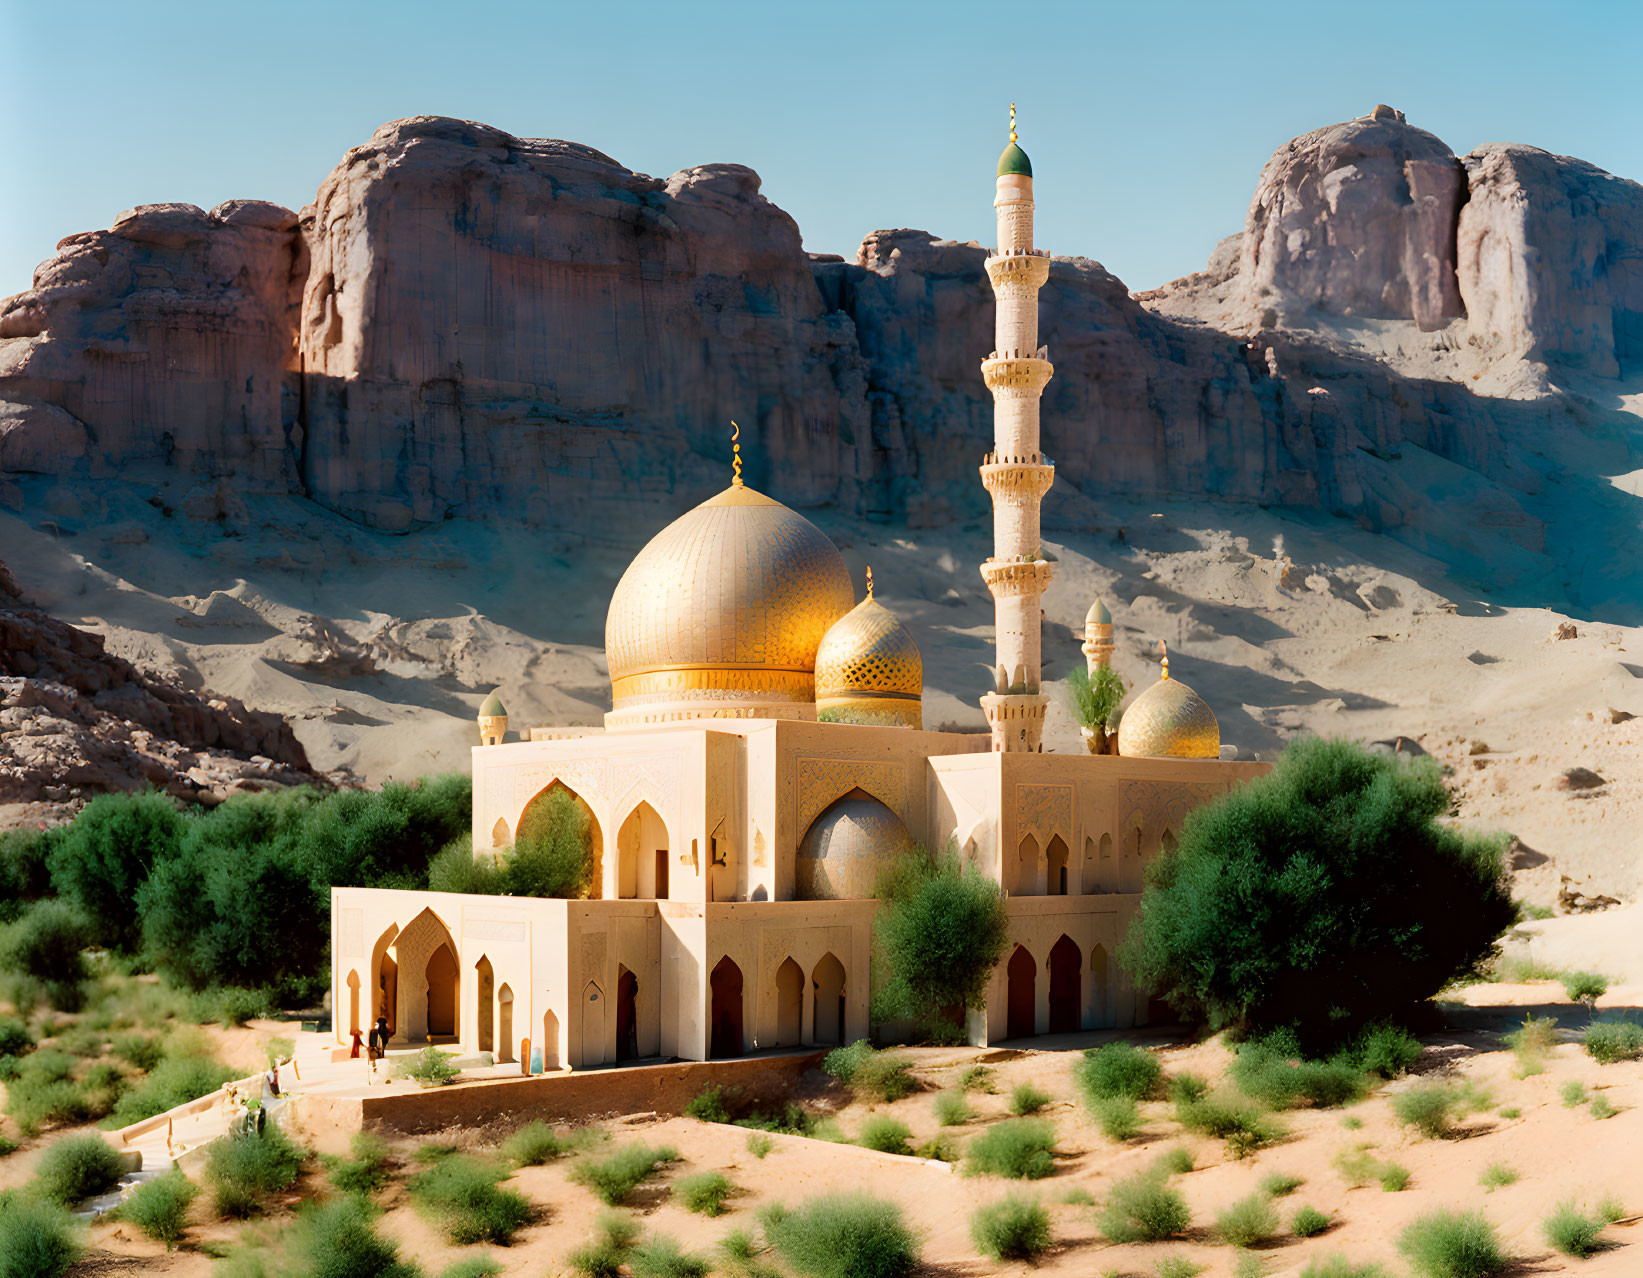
(813, 570, 923, 728)
(1117, 651, 1219, 759)
(605, 482, 854, 727)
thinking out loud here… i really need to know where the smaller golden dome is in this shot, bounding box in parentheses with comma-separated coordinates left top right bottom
(1117, 649, 1219, 759)
(813, 569, 923, 728)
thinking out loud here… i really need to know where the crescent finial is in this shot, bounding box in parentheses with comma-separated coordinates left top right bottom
(1010, 102, 1017, 145)
(730, 420, 743, 487)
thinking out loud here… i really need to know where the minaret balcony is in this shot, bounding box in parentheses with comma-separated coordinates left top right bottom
(979, 557, 1056, 594)
(979, 461, 1055, 502)
(985, 252, 1051, 290)
(981, 355, 1053, 394)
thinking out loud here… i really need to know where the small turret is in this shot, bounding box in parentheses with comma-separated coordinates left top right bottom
(477, 688, 509, 746)
(1082, 596, 1114, 675)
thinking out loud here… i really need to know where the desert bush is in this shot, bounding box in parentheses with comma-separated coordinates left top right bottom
(504, 787, 597, 898)
(1066, 664, 1125, 732)
(684, 1083, 731, 1123)
(1560, 1080, 1588, 1107)
(119, 1168, 199, 1246)
(933, 1090, 971, 1126)
(1008, 1083, 1050, 1116)
(1058, 1185, 1095, 1205)
(1175, 1092, 1282, 1158)
(112, 1033, 164, 1072)
(1561, 970, 1608, 1012)
(764, 1192, 919, 1278)
(857, 1116, 912, 1156)
(1216, 1191, 1279, 1247)
(288, 1193, 423, 1278)
(1585, 1019, 1643, 1064)
(108, 1053, 237, 1126)
(964, 1118, 1056, 1179)
(1260, 1171, 1302, 1196)
(1166, 1071, 1209, 1105)
(0, 1137, 15, 1158)
(1119, 737, 1514, 1045)
(408, 1154, 530, 1245)
(0, 827, 56, 923)
(912, 1134, 959, 1163)
(1230, 1032, 1366, 1109)
(1076, 1041, 1161, 1102)
(1393, 1084, 1458, 1138)
(1334, 1146, 1409, 1192)
(34, 1134, 125, 1204)
(1504, 1013, 1558, 1075)
(0, 1193, 81, 1278)
(1340, 1022, 1423, 1078)
(394, 1046, 459, 1088)
(205, 1123, 305, 1218)
(1156, 1257, 1205, 1278)
(1541, 1198, 1623, 1258)
(1478, 1163, 1517, 1191)
(1090, 1095, 1142, 1141)
(567, 1210, 640, 1278)
(326, 1132, 392, 1195)
(48, 791, 185, 953)
(820, 1041, 915, 1102)
(0, 1018, 31, 1059)
(438, 1258, 502, 1278)
(629, 1233, 712, 1278)
(1097, 1170, 1190, 1242)
(673, 1170, 733, 1216)
(1397, 1208, 1506, 1277)
(746, 1132, 774, 1159)
(969, 1194, 1050, 1262)
(1292, 1204, 1331, 1237)
(1155, 1146, 1194, 1176)
(1591, 1093, 1617, 1119)
(2, 901, 94, 1011)
(1301, 1260, 1390, 1278)
(426, 837, 503, 895)
(570, 1142, 679, 1205)
(957, 1065, 995, 1093)
(502, 1120, 566, 1166)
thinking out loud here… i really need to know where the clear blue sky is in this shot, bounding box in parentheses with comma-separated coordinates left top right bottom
(2, 0, 1639, 298)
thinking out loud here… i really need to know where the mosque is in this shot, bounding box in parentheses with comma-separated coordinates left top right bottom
(330, 115, 1266, 1071)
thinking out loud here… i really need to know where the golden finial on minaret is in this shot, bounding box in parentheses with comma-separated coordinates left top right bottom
(1010, 101, 1017, 144)
(1160, 640, 1171, 681)
(865, 566, 874, 599)
(730, 420, 743, 487)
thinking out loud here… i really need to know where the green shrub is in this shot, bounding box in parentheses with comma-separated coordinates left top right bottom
(1175, 1092, 1282, 1158)
(1091, 1096, 1142, 1140)
(48, 790, 185, 953)
(0, 827, 56, 923)
(0, 1018, 33, 1058)
(504, 786, 597, 898)
(1291, 1204, 1331, 1237)
(1397, 1208, 1506, 1277)
(426, 838, 503, 895)
(629, 1233, 712, 1278)
(568, 1210, 639, 1278)
(1341, 1023, 1423, 1078)
(1591, 1094, 1617, 1119)
(1560, 1080, 1588, 1107)
(570, 1142, 679, 1205)
(673, 1170, 733, 1216)
(438, 1258, 502, 1278)
(1058, 1185, 1095, 1205)
(119, 1168, 199, 1246)
(1560, 970, 1607, 1011)
(957, 1065, 995, 1093)
(1230, 1033, 1366, 1109)
(34, 1134, 125, 1204)
(1260, 1171, 1301, 1196)
(0, 1136, 15, 1158)
(1334, 1146, 1408, 1192)
(964, 1118, 1056, 1179)
(1541, 1198, 1621, 1257)
(1378, 1161, 1411, 1192)
(1118, 738, 1514, 1043)
(0, 1193, 81, 1278)
(969, 1194, 1051, 1261)
(684, 1084, 731, 1123)
(870, 845, 1009, 1032)
(394, 1046, 459, 1087)
(746, 1133, 774, 1159)
(408, 1154, 530, 1244)
(288, 1193, 423, 1278)
(933, 1091, 971, 1126)
(1393, 1084, 1458, 1138)
(205, 1123, 305, 1218)
(1066, 663, 1125, 732)
(1340, 1114, 1363, 1129)
(107, 1053, 237, 1126)
(1155, 1146, 1194, 1176)
(1216, 1191, 1279, 1246)
(1005, 1083, 1049, 1116)
(1585, 1019, 1643, 1064)
(502, 1120, 565, 1166)
(1166, 1071, 1209, 1104)
(1301, 1260, 1390, 1278)
(857, 1117, 912, 1156)
(111, 1034, 164, 1072)
(821, 1042, 915, 1102)
(1076, 1042, 1161, 1102)
(2, 901, 94, 1012)
(1478, 1163, 1517, 1191)
(764, 1192, 919, 1278)
(326, 1132, 392, 1195)
(1497, 1107, 1520, 1119)
(1155, 1258, 1205, 1278)
(1504, 1014, 1557, 1075)
(1097, 1170, 1190, 1242)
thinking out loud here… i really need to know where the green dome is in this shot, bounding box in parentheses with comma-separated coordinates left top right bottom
(478, 689, 508, 718)
(1085, 597, 1111, 627)
(997, 141, 1032, 178)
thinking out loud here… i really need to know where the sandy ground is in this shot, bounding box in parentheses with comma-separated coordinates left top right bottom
(2, 971, 1636, 1277)
(6, 474, 1642, 903)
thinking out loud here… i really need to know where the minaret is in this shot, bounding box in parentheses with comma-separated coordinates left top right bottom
(1082, 597, 1114, 676)
(979, 104, 1055, 752)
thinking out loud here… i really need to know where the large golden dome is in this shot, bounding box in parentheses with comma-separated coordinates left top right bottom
(605, 482, 854, 727)
(814, 572, 923, 728)
(1117, 655, 1220, 759)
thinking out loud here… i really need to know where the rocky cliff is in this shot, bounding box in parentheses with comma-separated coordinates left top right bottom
(2, 108, 1642, 601)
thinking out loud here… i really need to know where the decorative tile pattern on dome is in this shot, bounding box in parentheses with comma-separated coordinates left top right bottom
(1116, 678, 1221, 759)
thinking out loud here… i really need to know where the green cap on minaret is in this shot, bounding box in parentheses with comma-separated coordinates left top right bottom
(478, 689, 507, 718)
(997, 101, 1032, 177)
